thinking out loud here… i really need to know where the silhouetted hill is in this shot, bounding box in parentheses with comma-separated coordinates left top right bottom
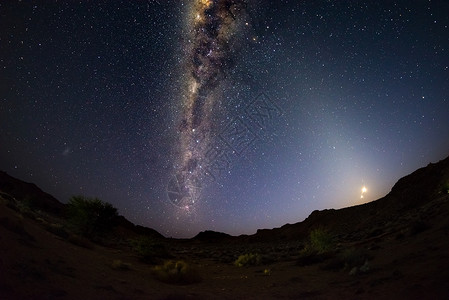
(193, 230, 232, 242)
(242, 155, 449, 243)
(0, 170, 164, 240)
(115, 215, 164, 240)
(0, 171, 65, 214)
(1, 155, 448, 243)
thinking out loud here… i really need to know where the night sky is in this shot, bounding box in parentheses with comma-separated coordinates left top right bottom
(1, 1, 449, 238)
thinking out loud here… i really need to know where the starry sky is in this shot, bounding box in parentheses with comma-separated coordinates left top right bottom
(1, 0, 449, 238)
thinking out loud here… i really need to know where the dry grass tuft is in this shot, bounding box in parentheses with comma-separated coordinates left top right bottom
(152, 260, 201, 285)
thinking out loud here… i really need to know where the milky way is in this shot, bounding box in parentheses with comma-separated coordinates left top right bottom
(167, 0, 249, 210)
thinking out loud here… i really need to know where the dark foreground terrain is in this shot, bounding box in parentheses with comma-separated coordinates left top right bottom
(1, 156, 449, 299)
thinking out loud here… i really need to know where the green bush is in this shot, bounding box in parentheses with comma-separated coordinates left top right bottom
(308, 228, 334, 254)
(67, 195, 118, 238)
(297, 228, 335, 266)
(152, 260, 201, 285)
(299, 243, 318, 257)
(234, 253, 261, 267)
(440, 181, 449, 194)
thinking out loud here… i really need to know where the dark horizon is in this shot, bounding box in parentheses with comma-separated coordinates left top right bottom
(1, 153, 448, 240)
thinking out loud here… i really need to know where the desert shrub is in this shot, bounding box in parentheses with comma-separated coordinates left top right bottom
(131, 236, 170, 263)
(152, 260, 201, 285)
(234, 253, 261, 267)
(297, 228, 335, 266)
(67, 196, 118, 238)
(299, 243, 318, 257)
(111, 259, 131, 270)
(440, 181, 449, 194)
(8, 196, 35, 217)
(309, 228, 334, 253)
